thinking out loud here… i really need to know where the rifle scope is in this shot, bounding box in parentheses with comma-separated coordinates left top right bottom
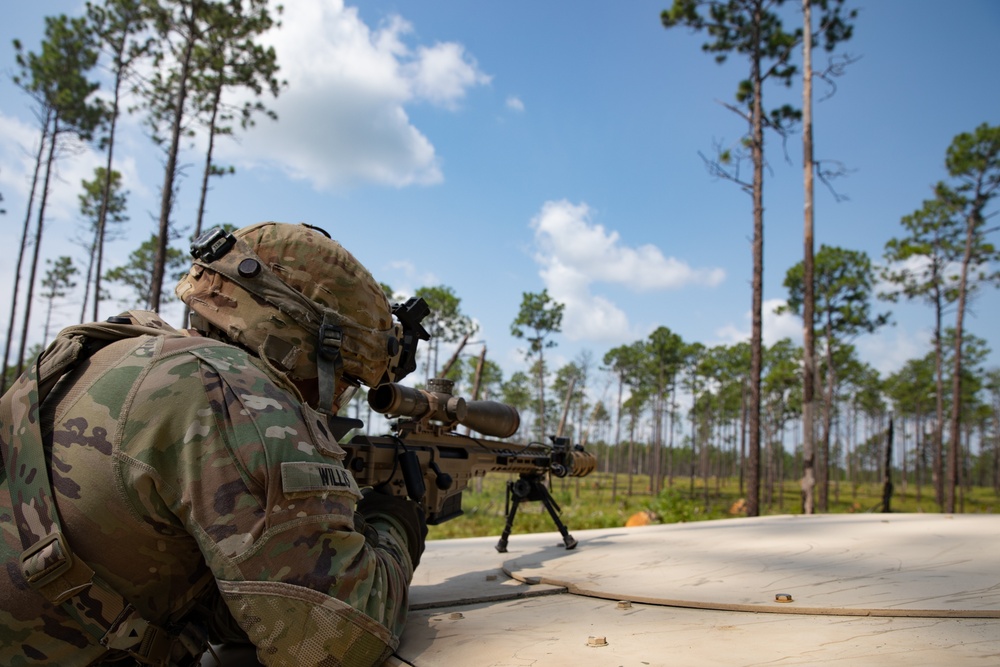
(368, 379, 520, 439)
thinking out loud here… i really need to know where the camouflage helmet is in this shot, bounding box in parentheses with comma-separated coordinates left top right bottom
(176, 222, 401, 413)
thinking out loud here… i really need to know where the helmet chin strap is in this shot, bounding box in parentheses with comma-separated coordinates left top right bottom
(316, 311, 345, 416)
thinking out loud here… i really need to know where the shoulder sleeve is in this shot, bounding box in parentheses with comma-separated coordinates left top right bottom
(117, 340, 411, 666)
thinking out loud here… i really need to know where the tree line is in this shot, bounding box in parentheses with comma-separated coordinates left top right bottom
(378, 164, 1000, 516)
(654, 0, 999, 516)
(2, 0, 283, 395)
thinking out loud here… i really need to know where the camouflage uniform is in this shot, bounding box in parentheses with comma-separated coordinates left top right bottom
(1, 320, 413, 666)
(1, 223, 420, 667)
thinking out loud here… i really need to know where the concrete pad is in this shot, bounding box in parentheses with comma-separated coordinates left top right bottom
(205, 513, 1000, 665)
(499, 514, 1000, 617)
(397, 595, 1000, 667)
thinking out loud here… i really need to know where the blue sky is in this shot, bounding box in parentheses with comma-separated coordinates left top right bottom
(1, 0, 999, 396)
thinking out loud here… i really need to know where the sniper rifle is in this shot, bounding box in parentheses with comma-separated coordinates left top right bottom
(340, 377, 597, 551)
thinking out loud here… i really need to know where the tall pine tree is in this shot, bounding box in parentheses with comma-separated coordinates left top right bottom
(7, 14, 102, 383)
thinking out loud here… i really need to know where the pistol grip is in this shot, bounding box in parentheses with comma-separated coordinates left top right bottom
(399, 450, 426, 502)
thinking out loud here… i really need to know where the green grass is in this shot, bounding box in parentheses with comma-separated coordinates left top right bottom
(427, 472, 1000, 540)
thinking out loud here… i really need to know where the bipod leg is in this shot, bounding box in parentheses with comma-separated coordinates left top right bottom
(537, 483, 578, 550)
(496, 480, 522, 553)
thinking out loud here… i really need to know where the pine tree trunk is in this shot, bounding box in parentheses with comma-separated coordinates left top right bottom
(537, 350, 546, 442)
(184, 80, 223, 327)
(93, 66, 124, 322)
(668, 378, 676, 487)
(17, 116, 61, 377)
(746, 0, 765, 518)
(1, 111, 49, 394)
(819, 318, 835, 512)
(916, 412, 924, 506)
(946, 213, 976, 512)
(611, 378, 623, 502)
(627, 418, 635, 497)
(800, 0, 817, 515)
(151, 28, 196, 312)
(933, 299, 945, 509)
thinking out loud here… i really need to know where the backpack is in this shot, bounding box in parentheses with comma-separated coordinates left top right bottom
(0, 311, 208, 665)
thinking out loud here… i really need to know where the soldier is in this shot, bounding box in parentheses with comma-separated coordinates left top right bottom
(0, 222, 426, 666)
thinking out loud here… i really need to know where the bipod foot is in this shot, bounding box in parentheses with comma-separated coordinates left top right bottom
(495, 539, 508, 553)
(563, 534, 578, 550)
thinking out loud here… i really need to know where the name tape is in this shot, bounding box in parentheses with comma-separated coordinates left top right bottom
(281, 461, 361, 497)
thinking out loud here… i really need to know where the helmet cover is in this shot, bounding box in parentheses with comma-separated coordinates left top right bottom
(176, 222, 396, 406)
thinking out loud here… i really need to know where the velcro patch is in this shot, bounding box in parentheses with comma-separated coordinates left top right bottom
(281, 461, 361, 499)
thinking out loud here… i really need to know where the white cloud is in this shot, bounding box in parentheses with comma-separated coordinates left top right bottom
(715, 298, 927, 376)
(878, 255, 974, 304)
(0, 113, 41, 204)
(406, 42, 491, 110)
(506, 96, 525, 112)
(763, 299, 804, 347)
(383, 259, 439, 298)
(857, 326, 926, 376)
(0, 112, 134, 342)
(529, 199, 726, 344)
(0, 116, 94, 220)
(220, 0, 490, 190)
(0, 112, 148, 228)
(715, 298, 803, 348)
(532, 201, 725, 290)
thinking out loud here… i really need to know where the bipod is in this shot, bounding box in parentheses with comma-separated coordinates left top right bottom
(495, 472, 578, 553)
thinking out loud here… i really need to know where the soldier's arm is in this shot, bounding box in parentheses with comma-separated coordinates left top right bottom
(119, 344, 417, 666)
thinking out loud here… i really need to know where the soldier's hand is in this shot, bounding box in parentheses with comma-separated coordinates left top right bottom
(357, 490, 427, 569)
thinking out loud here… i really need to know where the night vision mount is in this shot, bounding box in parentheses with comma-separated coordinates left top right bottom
(391, 296, 430, 382)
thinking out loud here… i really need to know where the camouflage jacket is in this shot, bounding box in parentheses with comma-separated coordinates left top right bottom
(0, 322, 413, 666)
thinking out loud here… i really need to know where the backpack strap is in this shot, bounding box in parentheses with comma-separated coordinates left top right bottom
(0, 312, 201, 664)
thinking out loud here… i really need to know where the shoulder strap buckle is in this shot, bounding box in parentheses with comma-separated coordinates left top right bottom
(20, 530, 95, 605)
